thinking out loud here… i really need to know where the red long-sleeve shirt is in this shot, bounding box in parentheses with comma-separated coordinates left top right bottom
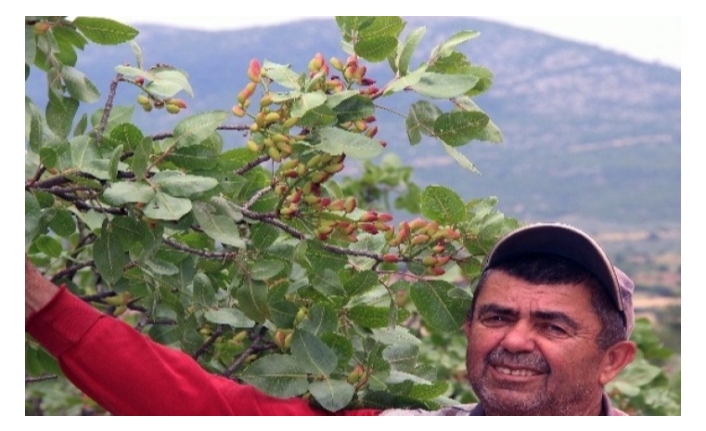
(25, 287, 381, 416)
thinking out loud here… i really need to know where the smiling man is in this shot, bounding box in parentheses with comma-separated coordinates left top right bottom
(26, 223, 636, 415)
(383, 223, 637, 416)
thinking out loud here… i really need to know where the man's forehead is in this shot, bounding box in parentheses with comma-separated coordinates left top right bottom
(477, 271, 595, 310)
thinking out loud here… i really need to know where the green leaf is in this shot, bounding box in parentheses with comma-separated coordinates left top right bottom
(102, 182, 155, 205)
(343, 269, 379, 297)
(316, 127, 384, 160)
(300, 303, 338, 336)
(46, 94, 79, 139)
(348, 305, 390, 328)
(108, 144, 122, 181)
(203, 308, 255, 328)
(398, 26, 426, 75)
(109, 123, 144, 151)
(52, 25, 88, 50)
(290, 330, 338, 376)
(299, 105, 337, 128)
(420, 185, 466, 225)
(410, 279, 470, 332)
(73, 17, 139, 45)
(358, 16, 405, 40)
(25, 192, 41, 249)
(291, 91, 327, 118)
(111, 216, 162, 257)
(434, 111, 489, 147)
(335, 16, 376, 41)
(302, 240, 348, 274)
(25, 97, 43, 152)
(192, 201, 245, 248)
(93, 219, 128, 285)
(250, 223, 280, 251)
(151, 68, 193, 97)
(143, 191, 192, 221)
(408, 381, 449, 400)
(452, 97, 503, 143)
(442, 144, 479, 174)
(355, 36, 398, 62)
(310, 268, 345, 297)
(309, 380, 355, 412)
(34, 234, 63, 258)
(241, 355, 309, 398)
(251, 260, 285, 281)
(383, 65, 427, 95)
(70, 135, 98, 171)
(61, 66, 100, 103)
(382, 344, 419, 372)
(172, 111, 228, 148)
(410, 72, 478, 99)
(431, 30, 480, 59)
(152, 171, 218, 198)
(405, 100, 442, 145)
(25, 25, 36, 64)
(332, 95, 374, 123)
(236, 278, 270, 322)
(262, 61, 302, 90)
(49, 209, 76, 237)
(90, 105, 135, 134)
(129, 136, 152, 181)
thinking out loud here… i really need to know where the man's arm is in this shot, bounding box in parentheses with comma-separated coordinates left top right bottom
(24, 258, 336, 415)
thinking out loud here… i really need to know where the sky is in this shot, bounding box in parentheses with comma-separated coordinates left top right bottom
(114, 15, 681, 69)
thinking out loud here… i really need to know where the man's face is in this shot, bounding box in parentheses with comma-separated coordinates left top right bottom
(464, 270, 609, 415)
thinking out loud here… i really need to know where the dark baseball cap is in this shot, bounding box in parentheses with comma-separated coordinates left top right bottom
(484, 223, 635, 336)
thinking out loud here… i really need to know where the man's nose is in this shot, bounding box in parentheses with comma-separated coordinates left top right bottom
(499, 321, 536, 353)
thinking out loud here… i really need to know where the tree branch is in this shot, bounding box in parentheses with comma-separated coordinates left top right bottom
(223, 326, 270, 377)
(95, 74, 123, 146)
(192, 325, 223, 360)
(25, 375, 58, 384)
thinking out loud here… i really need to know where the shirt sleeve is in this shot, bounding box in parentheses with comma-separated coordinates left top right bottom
(26, 286, 381, 416)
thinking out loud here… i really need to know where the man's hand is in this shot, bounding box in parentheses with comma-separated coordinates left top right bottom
(25, 256, 60, 322)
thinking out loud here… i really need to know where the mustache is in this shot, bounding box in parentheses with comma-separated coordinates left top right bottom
(485, 347, 550, 373)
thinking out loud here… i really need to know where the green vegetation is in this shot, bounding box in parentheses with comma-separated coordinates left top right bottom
(25, 16, 679, 415)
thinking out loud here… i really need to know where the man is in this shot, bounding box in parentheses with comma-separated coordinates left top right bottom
(25, 223, 636, 415)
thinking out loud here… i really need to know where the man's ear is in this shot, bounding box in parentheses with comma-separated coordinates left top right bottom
(599, 341, 637, 385)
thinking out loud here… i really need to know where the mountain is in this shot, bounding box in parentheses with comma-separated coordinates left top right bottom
(25, 17, 681, 239)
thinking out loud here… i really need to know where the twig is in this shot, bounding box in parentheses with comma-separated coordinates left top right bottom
(192, 325, 223, 360)
(222, 326, 269, 377)
(242, 185, 274, 210)
(95, 74, 123, 146)
(235, 154, 270, 176)
(51, 261, 94, 283)
(163, 238, 237, 260)
(25, 375, 58, 384)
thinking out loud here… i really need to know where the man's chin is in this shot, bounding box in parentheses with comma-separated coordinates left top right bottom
(475, 385, 547, 416)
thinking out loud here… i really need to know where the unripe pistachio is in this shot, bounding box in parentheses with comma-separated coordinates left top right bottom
(246, 140, 261, 153)
(167, 98, 187, 109)
(283, 117, 300, 129)
(137, 94, 150, 105)
(249, 122, 259, 132)
(308, 53, 325, 72)
(377, 213, 393, 222)
(264, 112, 281, 124)
(411, 234, 430, 245)
(141, 103, 153, 112)
(232, 105, 245, 117)
(324, 162, 344, 174)
(134, 76, 145, 85)
(273, 330, 287, 349)
(295, 307, 308, 324)
(326, 199, 346, 212)
(344, 197, 357, 213)
(33, 21, 51, 35)
(330, 57, 344, 70)
(268, 146, 282, 162)
(166, 103, 180, 114)
(436, 255, 452, 266)
(354, 120, 367, 132)
(284, 332, 294, 349)
(364, 125, 379, 138)
(422, 256, 438, 267)
(409, 218, 427, 231)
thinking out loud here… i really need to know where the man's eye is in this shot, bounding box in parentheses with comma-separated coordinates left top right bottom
(481, 316, 507, 326)
(543, 324, 568, 336)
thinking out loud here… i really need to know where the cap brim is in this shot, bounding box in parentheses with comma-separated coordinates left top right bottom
(485, 223, 624, 311)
